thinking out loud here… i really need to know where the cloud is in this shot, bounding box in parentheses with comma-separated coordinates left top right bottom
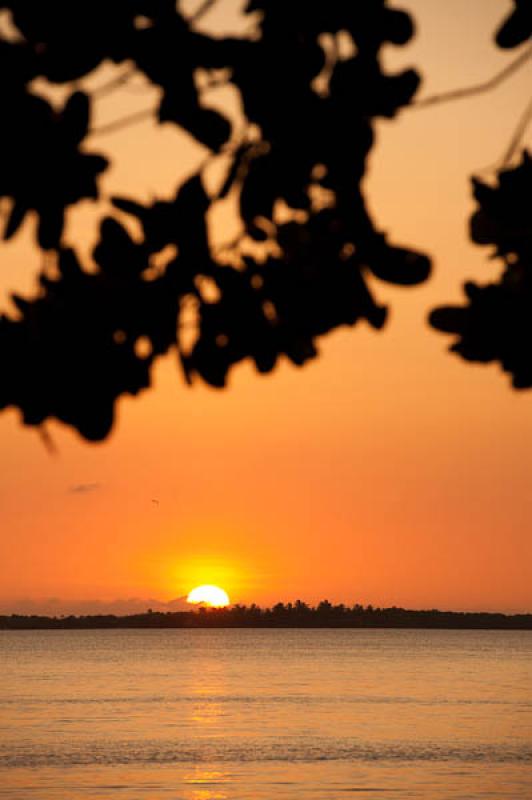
(0, 596, 192, 616)
(68, 483, 101, 494)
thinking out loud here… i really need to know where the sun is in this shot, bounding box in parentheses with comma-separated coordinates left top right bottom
(187, 585, 230, 608)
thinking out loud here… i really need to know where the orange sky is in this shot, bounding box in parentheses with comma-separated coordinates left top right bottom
(1, 0, 531, 614)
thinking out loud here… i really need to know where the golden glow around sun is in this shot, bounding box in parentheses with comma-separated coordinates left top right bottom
(187, 585, 230, 607)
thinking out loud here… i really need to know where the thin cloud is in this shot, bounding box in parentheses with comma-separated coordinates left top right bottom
(0, 596, 192, 616)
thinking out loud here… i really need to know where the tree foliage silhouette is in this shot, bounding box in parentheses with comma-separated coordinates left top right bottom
(3, 601, 532, 630)
(430, 1, 532, 387)
(0, 0, 529, 440)
(430, 153, 532, 387)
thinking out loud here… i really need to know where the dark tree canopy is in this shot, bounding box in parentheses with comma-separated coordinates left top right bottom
(431, 153, 532, 388)
(430, 0, 532, 387)
(0, 0, 530, 440)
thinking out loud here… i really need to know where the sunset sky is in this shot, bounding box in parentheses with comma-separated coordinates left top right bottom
(1, 0, 531, 614)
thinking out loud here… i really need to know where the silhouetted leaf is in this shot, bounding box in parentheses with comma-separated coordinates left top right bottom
(430, 152, 532, 387)
(495, 0, 532, 48)
(0, 0, 440, 439)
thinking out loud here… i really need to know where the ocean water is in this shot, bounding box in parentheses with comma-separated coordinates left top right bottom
(0, 628, 531, 799)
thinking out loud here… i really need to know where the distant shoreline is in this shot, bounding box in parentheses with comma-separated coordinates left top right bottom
(2, 603, 532, 630)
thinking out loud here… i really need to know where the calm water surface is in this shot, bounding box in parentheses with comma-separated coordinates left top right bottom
(1, 629, 531, 799)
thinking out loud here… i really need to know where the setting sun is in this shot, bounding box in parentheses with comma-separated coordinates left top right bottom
(187, 585, 230, 607)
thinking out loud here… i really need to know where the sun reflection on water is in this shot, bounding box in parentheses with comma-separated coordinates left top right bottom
(183, 768, 230, 800)
(190, 697, 224, 726)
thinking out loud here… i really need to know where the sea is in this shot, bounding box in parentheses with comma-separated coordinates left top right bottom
(1, 628, 531, 799)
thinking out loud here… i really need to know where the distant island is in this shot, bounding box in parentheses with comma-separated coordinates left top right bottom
(1, 601, 532, 630)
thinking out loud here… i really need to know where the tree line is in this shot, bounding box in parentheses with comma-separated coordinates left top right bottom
(2, 600, 532, 629)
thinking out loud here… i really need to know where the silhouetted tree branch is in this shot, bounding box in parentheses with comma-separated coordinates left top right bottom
(430, 151, 532, 386)
(0, 0, 530, 441)
(429, 2, 532, 386)
(90, 107, 155, 137)
(190, 0, 220, 25)
(92, 66, 137, 99)
(502, 96, 532, 165)
(412, 42, 532, 109)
